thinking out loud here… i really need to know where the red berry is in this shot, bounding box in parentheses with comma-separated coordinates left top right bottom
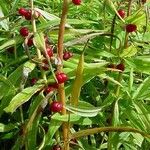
(63, 51, 73, 61)
(50, 101, 63, 113)
(72, 0, 81, 5)
(24, 10, 32, 20)
(44, 86, 54, 95)
(46, 47, 53, 57)
(18, 8, 28, 16)
(30, 78, 38, 86)
(42, 59, 49, 71)
(56, 72, 68, 84)
(51, 83, 59, 89)
(116, 63, 125, 71)
(117, 9, 125, 18)
(125, 24, 137, 33)
(27, 38, 33, 47)
(20, 27, 29, 37)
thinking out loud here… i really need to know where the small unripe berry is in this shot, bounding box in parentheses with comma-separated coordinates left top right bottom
(50, 101, 63, 113)
(27, 38, 33, 47)
(56, 72, 68, 84)
(46, 47, 53, 57)
(42, 59, 49, 71)
(44, 86, 54, 95)
(116, 63, 125, 71)
(117, 9, 125, 18)
(30, 78, 38, 86)
(18, 8, 27, 16)
(63, 51, 73, 61)
(20, 27, 29, 37)
(72, 0, 81, 5)
(125, 24, 137, 33)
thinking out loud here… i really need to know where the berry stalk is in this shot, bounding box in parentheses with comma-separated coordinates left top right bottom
(30, 0, 47, 82)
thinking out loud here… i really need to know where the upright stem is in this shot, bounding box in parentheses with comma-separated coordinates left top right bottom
(108, 1, 133, 149)
(57, 0, 69, 150)
(30, 0, 47, 82)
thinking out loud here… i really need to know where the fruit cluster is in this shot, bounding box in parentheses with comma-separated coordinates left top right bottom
(117, 9, 137, 33)
(17, 5, 73, 116)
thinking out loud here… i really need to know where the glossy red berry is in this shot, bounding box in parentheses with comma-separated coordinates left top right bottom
(24, 10, 32, 20)
(56, 72, 68, 84)
(30, 78, 38, 86)
(42, 59, 49, 71)
(50, 101, 63, 113)
(72, 0, 81, 5)
(46, 47, 53, 57)
(116, 63, 125, 71)
(20, 27, 29, 37)
(63, 51, 73, 61)
(18, 8, 27, 16)
(117, 9, 125, 18)
(27, 38, 33, 47)
(44, 86, 54, 95)
(125, 24, 137, 33)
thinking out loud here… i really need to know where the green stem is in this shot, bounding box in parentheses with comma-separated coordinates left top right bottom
(71, 126, 150, 139)
(30, 0, 47, 82)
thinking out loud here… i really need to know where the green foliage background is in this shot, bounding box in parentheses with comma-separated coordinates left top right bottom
(1, 0, 150, 149)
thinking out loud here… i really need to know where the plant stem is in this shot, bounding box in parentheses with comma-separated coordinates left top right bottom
(71, 126, 150, 139)
(30, 0, 47, 82)
(108, 1, 133, 148)
(57, 0, 69, 150)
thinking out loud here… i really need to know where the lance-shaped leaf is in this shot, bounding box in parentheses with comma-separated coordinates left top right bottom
(4, 84, 44, 113)
(0, 123, 17, 132)
(132, 76, 150, 100)
(33, 32, 46, 52)
(120, 45, 137, 58)
(51, 113, 81, 122)
(70, 52, 84, 106)
(64, 32, 121, 48)
(66, 101, 103, 117)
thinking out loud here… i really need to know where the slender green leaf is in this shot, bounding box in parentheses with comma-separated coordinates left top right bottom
(4, 84, 44, 113)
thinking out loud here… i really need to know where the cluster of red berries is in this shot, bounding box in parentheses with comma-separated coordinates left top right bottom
(42, 50, 73, 71)
(108, 63, 125, 72)
(72, 0, 81, 5)
(117, 9, 137, 33)
(18, 8, 40, 20)
(18, 8, 40, 47)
